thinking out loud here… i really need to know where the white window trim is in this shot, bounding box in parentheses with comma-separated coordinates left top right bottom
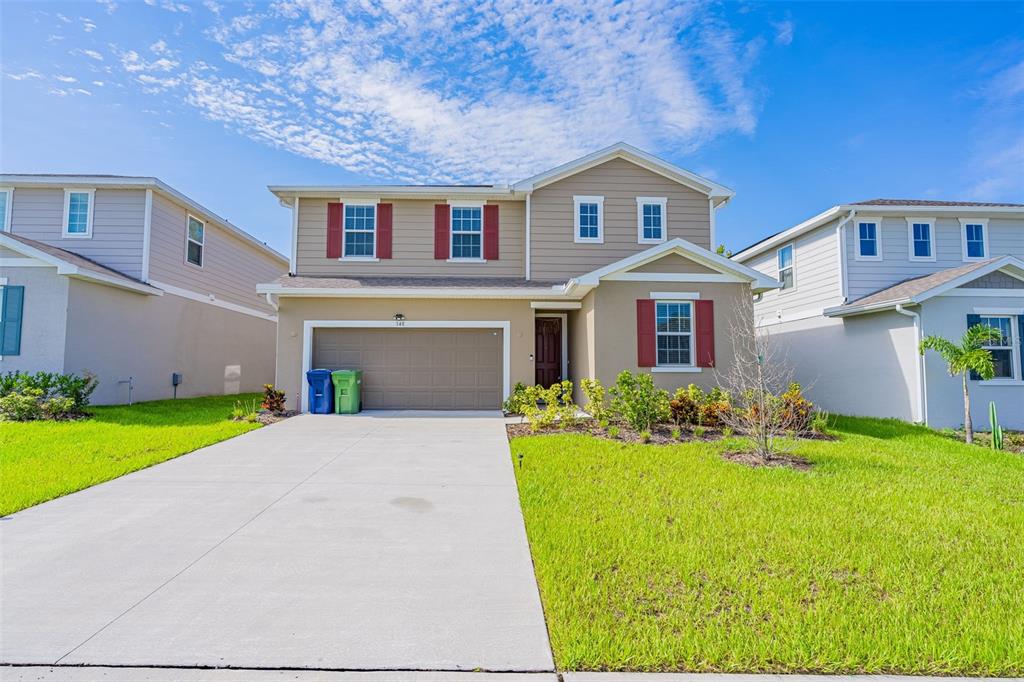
(854, 219, 883, 261)
(636, 197, 668, 244)
(573, 195, 604, 244)
(777, 244, 796, 293)
(448, 202, 485, 262)
(959, 218, 990, 262)
(977, 313, 1020, 384)
(906, 217, 936, 262)
(654, 299, 696, 370)
(0, 187, 12, 232)
(341, 203, 378, 260)
(185, 214, 205, 268)
(62, 188, 95, 239)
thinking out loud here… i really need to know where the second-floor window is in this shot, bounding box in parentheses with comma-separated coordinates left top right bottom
(0, 189, 10, 231)
(856, 220, 881, 260)
(573, 195, 604, 243)
(637, 197, 667, 244)
(656, 301, 693, 366)
(186, 215, 204, 266)
(451, 206, 482, 259)
(908, 219, 934, 261)
(63, 189, 94, 238)
(961, 220, 988, 260)
(344, 205, 376, 258)
(777, 244, 794, 290)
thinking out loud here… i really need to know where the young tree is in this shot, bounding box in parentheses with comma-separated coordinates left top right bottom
(919, 324, 1003, 444)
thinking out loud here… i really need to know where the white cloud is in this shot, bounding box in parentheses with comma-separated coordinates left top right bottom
(106, 0, 773, 182)
(965, 58, 1024, 201)
(772, 19, 794, 46)
(5, 69, 44, 81)
(72, 48, 105, 61)
(96, 0, 118, 15)
(80, 17, 97, 32)
(55, 74, 78, 83)
(144, 0, 193, 13)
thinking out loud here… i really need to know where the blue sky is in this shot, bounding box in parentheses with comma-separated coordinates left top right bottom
(1, 0, 1021, 255)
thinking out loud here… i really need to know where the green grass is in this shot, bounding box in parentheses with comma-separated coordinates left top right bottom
(0, 394, 261, 516)
(511, 416, 1024, 675)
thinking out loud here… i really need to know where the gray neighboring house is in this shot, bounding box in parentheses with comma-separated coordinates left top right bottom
(734, 199, 1024, 430)
(0, 175, 288, 404)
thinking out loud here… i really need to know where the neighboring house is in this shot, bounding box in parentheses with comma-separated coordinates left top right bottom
(258, 143, 778, 412)
(733, 199, 1024, 429)
(0, 176, 288, 404)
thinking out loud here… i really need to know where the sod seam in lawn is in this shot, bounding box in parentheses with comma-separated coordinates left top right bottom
(0, 394, 261, 516)
(510, 416, 1024, 675)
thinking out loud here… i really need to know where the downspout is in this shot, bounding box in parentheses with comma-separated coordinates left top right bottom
(525, 192, 531, 280)
(289, 196, 299, 276)
(896, 303, 928, 425)
(141, 189, 153, 282)
(835, 209, 855, 303)
(264, 292, 279, 311)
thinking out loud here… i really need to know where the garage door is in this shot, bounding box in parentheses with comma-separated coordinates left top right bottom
(312, 328, 503, 410)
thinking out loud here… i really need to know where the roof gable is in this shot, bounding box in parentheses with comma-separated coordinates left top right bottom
(512, 142, 734, 200)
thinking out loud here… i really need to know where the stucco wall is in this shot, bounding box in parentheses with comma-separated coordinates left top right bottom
(591, 281, 753, 394)
(921, 295, 1024, 429)
(0, 266, 69, 375)
(758, 311, 919, 422)
(64, 280, 277, 404)
(275, 297, 538, 411)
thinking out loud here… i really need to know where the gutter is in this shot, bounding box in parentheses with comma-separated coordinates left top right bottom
(895, 304, 928, 425)
(835, 209, 855, 303)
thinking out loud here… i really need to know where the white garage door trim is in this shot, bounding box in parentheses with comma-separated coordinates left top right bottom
(301, 320, 512, 412)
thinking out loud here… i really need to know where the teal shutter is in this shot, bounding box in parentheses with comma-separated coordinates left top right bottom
(1, 286, 25, 356)
(966, 314, 982, 381)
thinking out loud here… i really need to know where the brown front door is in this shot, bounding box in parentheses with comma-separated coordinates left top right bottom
(535, 317, 562, 387)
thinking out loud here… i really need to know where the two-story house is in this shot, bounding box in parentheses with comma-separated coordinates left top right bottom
(258, 143, 778, 411)
(734, 199, 1024, 429)
(0, 175, 288, 404)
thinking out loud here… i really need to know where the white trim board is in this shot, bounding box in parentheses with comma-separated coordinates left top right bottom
(650, 291, 700, 299)
(531, 301, 582, 310)
(141, 189, 153, 281)
(535, 312, 569, 382)
(604, 272, 747, 283)
(300, 320, 512, 413)
(149, 280, 277, 321)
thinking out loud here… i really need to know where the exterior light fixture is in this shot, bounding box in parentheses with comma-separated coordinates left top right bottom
(394, 313, 406, 327)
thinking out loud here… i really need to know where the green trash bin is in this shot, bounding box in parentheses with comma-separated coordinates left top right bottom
(331, 369, 363, 414)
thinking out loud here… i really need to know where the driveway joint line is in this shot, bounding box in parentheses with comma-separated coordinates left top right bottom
(52, 427, 382, 666)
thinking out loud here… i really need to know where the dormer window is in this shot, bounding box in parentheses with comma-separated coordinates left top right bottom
(907, 218, 935, 261)
(855, 220, 882, 260)
(636, 197, 667, 244)
(960, 219, 988, 261)
(573, 195, 604, 243)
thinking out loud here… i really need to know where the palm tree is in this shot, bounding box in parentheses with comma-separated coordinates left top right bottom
(920, 324, 1004, 444)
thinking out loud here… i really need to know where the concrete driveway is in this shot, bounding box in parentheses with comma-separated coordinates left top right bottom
(0, 412, 553, 673)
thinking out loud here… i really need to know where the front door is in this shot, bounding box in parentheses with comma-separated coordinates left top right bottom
(535, 317, 562, 387)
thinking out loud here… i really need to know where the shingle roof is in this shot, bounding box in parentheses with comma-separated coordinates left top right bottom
(2, 232, 160, 292)
(270, 274, 567, 290)
(850, 198, 1024, 207)
(827, 259, 1000, 313)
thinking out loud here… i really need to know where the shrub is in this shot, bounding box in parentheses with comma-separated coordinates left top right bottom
(609, 371, 670, 433)
(503, 382, 530, 415)
(670, 384, 730, 427)
(721, 427, 734, 438)
(639, 430, 651, 444)
(261, 384, 286, 413)
(811, 410, 831, 435)
(692, 425, 706, 438)
(231, 397, 260, 422)
(580, 378, 608, 421)
(0, 388, 45, 421)
(0, 371, 97, 420)
(781, 383, 814, 432)
(670, 427, 681, 441)
(521, 381, 577, 432)
(607, 425, 620, 439)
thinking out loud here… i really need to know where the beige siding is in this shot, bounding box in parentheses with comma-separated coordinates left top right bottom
(530, 158, 712, 280)
(747, 218, 843, 322)
(296, 198, 525, 277)
(148, 193, 284, 313)
(64, 278, 276, 405)
(631, 252, 718, 274)
(9, 187, 146, 279)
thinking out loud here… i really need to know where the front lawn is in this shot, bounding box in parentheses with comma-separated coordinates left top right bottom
(511, 416, 1024, 675)
(0, 394, 261, 516)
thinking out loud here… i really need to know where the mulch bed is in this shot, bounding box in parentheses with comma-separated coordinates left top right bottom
(722, 450, 812, 470)
(232, 409, 298, 426)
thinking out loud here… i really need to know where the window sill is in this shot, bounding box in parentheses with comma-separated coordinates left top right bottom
(339, 256, 379, 262)
(62, 233, 92, 239)
(853, 254, 882, 262)
(652, 366, 701, 373)
(909, 256, 937, 262)
(447, 258, 487, 263)
(574, 237, 604, 244)
(979, 379, 1023, 386)
(963, 256, 988, 263)
(638, 238, 666, 245)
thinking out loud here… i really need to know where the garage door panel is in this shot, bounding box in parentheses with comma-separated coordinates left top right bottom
(312, 328, 502, 410)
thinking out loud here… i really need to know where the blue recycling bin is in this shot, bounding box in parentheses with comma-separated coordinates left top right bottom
(306, 369, 335, 414)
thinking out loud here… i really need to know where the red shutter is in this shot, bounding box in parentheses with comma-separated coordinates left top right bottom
(327, 202, 343, 259)
(695, 299, 715, 367)
(483, 204, 499, 260)
(376, 203, 393, 259)
(636, 299, 657, 367)
(434, 204, 450, 260)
